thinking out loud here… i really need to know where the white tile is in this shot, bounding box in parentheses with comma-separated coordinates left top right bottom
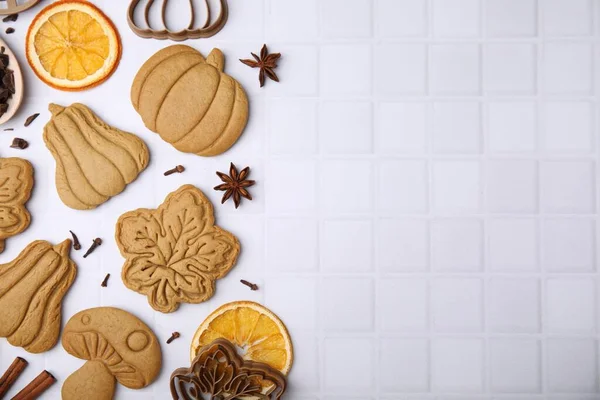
(320, 160, 373, 214)
(546, 338, 597, 392)
(377, 0, 427, 37)
(546, 279, 596, 333)
(322, 278, 374, 331)
(432, 102, 481, 154)
(540, 161, 595, 213)
(432, 160, 482, 213)
(267, 45, 319, 97)
(432, 0, 480, 37)
(430, 44, 481, 94)
(267, 159, 317, 213)
(542, 219, 595, 272)
(267, 0, 318, 41)
(488, 101, 537, 153)
(381, 338, 429, 392)
(321, 45, 372, 96)
(377, 160, 428, 214)
(268, 99, 317, 155)
(377, 218, 429, 272)
(320, 101, 373, 154)
(486, 0, 537, 37)
(265, 277, 318, 331)
(543, 0, 592, 36)
(267, 218, 318, 272)
(321, 219, 373, 272)
(490, 339, 541, 393)
(324, 338, 374, 393)
(486, 160, 537, 213)
(484, 44, 536, 94)
(431, 278, 483, 332)
(432, 219, 483, 272)
(488, 218, 538, 272)
(380, 278, 428, 332)
(321, 0, 372, 39)
(377, 102, 428, 154)
(488, 278, 540, 333)
(286, 335, 320, 392)
(542, 43, 593, 94)
(542, 102, 593, 153)
(432, 338, 484, 392)
(375, 44, 427, 95)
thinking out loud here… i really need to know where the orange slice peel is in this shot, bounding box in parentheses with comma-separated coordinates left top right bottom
(191, 301, 294, 376)
(26, 0, 121, 91)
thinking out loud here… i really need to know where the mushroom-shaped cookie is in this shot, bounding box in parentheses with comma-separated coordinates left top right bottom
(61, 307, 161, 400)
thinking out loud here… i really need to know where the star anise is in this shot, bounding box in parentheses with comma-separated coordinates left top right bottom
(214, 163, 256, 209)
(239, 44, 281, 87)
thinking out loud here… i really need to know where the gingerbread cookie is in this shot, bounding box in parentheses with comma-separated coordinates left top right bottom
(131, 46, 248, 156)
(171, 339, 287, 400)
(62, 307, 161, 400)
(0, 158, 33, 253)
(116, 185, 240, 313)
(0, 239, 76, 353)
(43, 103, 149, 210)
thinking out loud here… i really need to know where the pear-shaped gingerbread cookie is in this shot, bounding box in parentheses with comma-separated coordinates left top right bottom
(0, 239, 76, 353)
(131, 46, 248, 156)
(43, 103, 149, 210)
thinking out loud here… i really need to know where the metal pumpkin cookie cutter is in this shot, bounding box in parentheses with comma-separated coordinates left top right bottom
(127, 0, 229, 41)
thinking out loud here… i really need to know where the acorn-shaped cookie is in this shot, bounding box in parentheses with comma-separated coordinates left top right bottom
(131, 46, 248, 156)
(43, 103, 149, 210)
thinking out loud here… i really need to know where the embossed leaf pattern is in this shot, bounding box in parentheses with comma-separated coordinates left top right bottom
(116, 185, 240, 313)
(0, 158, 33, 252)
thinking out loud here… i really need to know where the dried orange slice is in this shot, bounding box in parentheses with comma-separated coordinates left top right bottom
(25, 0, 121, 91)
(191, 301, 294, 376)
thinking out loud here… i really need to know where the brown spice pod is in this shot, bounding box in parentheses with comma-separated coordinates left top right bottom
(127, 0, 228, 41)
(0, 0, 40, 15)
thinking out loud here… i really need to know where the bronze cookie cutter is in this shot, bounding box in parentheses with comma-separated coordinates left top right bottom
(0, 0, 41, 15)
(127, 0, 229, 41)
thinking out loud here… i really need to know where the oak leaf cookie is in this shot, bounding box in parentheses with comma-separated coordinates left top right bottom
(131, 45, 248, 156)
(115, 184, 240, 313)
(43, 103, 150, 210)
(0, 239, 76, 353)
(0, 157, 33, 253)
(62, 307, 161, 400)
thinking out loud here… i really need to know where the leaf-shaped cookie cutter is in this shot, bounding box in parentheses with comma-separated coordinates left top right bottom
(0, 0, 41, 15)
(127, 0, 229, 41)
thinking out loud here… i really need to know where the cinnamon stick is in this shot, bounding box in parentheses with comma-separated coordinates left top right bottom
(11, 370, 55, 400)
(0, 357, 27, 398)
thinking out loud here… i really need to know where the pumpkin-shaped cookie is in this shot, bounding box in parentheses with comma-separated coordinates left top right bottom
(43, 103, 150, 210)
(0, 158, 33, 253)
(131, 46, 248, 157)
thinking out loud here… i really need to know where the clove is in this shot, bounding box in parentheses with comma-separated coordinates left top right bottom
(240, 279, 258, 291)
(166, 332, 180, 344)
(83, 238, 102, 258)
(69, 230, 81, 250)
(9, 138, 27, 149)
(101, 274, 110, 287)
(164, 165, 185, 176)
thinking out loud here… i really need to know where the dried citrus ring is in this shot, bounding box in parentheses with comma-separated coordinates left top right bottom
(191, 301, 294, 376)
(25, 0, 121, 91)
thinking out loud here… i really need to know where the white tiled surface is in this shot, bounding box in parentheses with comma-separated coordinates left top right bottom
(0, 0, 599, 399)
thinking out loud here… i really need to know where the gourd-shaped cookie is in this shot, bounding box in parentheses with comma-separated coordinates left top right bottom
(0, 158, 33, 253)
(43, 103, 150, 210)
(0, 239, 76, 353)
(116, 185, 240, 313)
(131, 46, 248, 156)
